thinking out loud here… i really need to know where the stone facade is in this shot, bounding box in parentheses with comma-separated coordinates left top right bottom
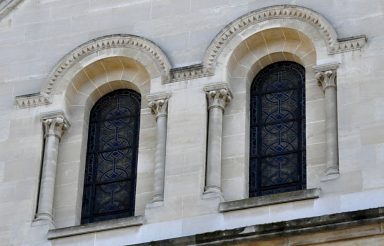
(0, 0, 383, 245)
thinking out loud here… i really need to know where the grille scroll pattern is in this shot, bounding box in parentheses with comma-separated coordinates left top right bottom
(81, 89, 140, 224)
(250, 62, 306, 197)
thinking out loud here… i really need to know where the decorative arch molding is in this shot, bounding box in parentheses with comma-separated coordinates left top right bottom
(203, 5, 367, 73)
(0, 0, 24, 21)
(16, 34, 171, 108)
(15, 5, 368, 108)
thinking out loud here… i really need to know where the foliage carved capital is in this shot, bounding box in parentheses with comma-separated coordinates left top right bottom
(148, 93, 171, 119)
(204, 83, 232, 111)
(314, 63, 339, 91)
(41, 112, 70, 140)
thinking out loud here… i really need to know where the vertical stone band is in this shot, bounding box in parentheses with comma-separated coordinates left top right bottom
(36, 112, 70, 223)
(148, 93, 171, 204)
(203, 84, 232, 198)
(314, 63, 340, 181)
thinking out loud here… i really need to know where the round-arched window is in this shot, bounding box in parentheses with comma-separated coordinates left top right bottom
(249, 61, 306, 197)
(81, 89, 141, 224)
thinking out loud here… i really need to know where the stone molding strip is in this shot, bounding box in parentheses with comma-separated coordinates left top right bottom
(15, 92, 50, 108)
(219, 188, 320, 212)
(133, 207, 384, 246)
(169, 64, 213, 83)
(202, 5, 367, 71)
(0, 0, 24, 21)
(47, 215, 145, 240)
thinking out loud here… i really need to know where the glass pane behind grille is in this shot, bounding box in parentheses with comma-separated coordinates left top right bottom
(249, 61, 305, 197)
(81, 89, 140, 224)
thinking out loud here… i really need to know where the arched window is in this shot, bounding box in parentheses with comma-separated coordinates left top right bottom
(81, 89, 141, 224)
(249, 61, 306, 197)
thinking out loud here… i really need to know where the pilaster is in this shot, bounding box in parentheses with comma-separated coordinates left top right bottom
(147, 93, 171, 206)
(314, 63, 340, 181)
(35, 111, 70, 225)
(203, 83, 232, 200)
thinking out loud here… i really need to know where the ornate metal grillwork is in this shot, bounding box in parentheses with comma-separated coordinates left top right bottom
(249, 62, 306, 197)
(81, 89, 141, 224)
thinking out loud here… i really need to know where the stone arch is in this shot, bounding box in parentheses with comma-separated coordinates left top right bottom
(226, 27, 316, 86)
(44, 34, 171, 100)
(204, 5, 366, 77)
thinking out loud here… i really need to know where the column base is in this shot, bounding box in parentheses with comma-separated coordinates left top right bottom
(146, 200, 164, 209)
(146, 194, 164, 208)
(321, 168, 340, 182)
(202, 187, 224, 201)
(32, 214, 55, 229)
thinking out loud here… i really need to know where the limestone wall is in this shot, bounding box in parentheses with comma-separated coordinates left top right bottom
(0, 0, 383, 245)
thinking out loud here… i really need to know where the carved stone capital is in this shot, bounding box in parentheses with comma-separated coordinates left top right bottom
(41, 112, 70, 140)
(314, 63, 339, 91)
(204, 84, 232, 111)
(148, 93, 171, 119)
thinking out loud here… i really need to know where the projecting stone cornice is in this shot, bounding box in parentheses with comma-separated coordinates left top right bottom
(0, 0, 24, 21)
(203, 5, 367, 72)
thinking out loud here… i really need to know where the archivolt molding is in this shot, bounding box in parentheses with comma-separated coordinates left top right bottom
(0, 0, 24, 21)
(44, 34, 171, 96)
(16, 34, 171, 108)
(15, 5, 368, 108)
(203, 5, 367, 72)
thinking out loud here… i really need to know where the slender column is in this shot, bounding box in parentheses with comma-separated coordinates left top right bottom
(314, 63, 340, 181)
(36, 112, 70, 222)
(203, 84, 232, 198)
(148, 93, 170, 204)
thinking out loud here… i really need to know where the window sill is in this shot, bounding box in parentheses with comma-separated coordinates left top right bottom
(47, 215, 145, 240)
(219, 188, 321, 212)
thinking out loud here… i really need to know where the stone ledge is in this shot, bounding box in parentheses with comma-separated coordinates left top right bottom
(219, 188, 320, 212)
(134, 207, 384, 245)
(47, 215, 145, 240)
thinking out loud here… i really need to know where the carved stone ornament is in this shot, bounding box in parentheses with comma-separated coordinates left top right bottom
(203, 5, 367, 71)
(147, 93, 171, 119)
(15, 35, 172, 109)
(41, 112, 70, 140)
(15, 5, 367, 109)
(170, 64, 213, 83)
(314, 63, 339, 91)
(204, 84, 233, 110)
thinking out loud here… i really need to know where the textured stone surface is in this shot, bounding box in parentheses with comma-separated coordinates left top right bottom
(0, 0, 383, 245)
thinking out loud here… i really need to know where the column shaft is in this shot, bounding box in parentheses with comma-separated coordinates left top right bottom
(324, 86, 339, 176)
(153, 114, 167, 202)
(36, 135, 60, 220)
(206, 107, 224, 193)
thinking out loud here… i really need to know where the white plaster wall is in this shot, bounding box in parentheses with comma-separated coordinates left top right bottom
(0, 0, 383, 245)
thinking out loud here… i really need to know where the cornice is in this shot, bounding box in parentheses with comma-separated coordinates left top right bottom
(203, 5, 367, 71)
(15, 93, 50, 108)
(313, 62, 340, 73)
(0, 0, 24, 21)
(169, 64, 213, 83)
